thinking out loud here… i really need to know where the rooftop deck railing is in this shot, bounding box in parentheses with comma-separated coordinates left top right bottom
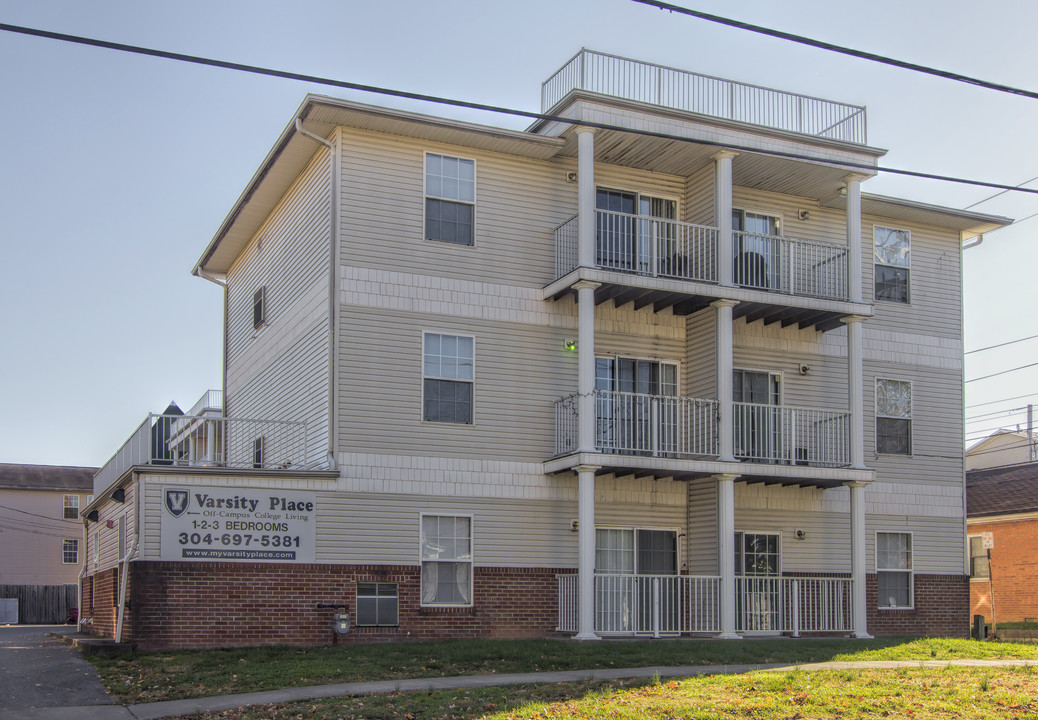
(542, 49, 867, 144)
(94, 413, 308, 494)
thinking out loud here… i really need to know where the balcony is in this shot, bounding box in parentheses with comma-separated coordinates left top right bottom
(554, 211, 849, 303)
(94, 411, 309, 495)
(542, 49, 867, 145)
(553, 390, 852, 484)
(556, 573, 851, 636)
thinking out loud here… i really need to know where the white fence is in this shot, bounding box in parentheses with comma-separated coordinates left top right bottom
(734, 231, 848, 300)
(554, 391, 719, 459)
(557, 574, 851, 636)
(733, 403, 850, 467)
(736, 576, 851, 635)
(542, 49, 867, 144)
(95, 413, 309, 494)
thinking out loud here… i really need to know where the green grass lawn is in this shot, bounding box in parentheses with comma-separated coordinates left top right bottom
(158, 666, 1038, 720)
(89, 636, 1038, 704)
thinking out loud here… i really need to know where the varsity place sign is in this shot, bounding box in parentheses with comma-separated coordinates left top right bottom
(160, 486, 316, 562)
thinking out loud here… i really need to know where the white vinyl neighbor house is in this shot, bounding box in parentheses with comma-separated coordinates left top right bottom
(80, 50, 1010, 648)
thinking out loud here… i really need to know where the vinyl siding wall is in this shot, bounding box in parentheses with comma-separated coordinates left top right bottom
(225, 146, 333, 468)
(0, 489, 91, 585)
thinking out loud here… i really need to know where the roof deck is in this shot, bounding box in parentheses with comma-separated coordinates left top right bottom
(542, 49, 868, 145)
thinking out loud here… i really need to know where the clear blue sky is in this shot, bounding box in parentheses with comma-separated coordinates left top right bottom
(2, 0, 1036, 466)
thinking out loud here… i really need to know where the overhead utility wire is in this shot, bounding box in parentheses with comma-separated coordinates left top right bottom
(966, 391, 1038, 410)
(964, 174, 1038, 210)
(966, 334, 1038, 355)
(966, 361, 1038, 384)
(2, 23, 1038, 198)
(632, 0, 1038, 101)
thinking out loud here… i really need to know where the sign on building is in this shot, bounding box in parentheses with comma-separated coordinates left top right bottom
(159, 486, 316, 563)
(982, 531, 994, 550)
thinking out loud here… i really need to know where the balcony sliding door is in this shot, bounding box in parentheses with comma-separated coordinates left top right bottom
(596, 189, 676, 275)
(596, 357, 678, 455)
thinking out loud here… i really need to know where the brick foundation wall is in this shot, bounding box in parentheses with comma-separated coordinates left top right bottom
(866, 573, 968, 638)
(80, 568, 121, 639)
(122, 562, 565, 650)
(968, 518, 1038, 625)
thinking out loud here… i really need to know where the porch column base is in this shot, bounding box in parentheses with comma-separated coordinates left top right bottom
(853, 630, 874, 639)
(574, 632, 602, 641)
(716, 632, 742, 640)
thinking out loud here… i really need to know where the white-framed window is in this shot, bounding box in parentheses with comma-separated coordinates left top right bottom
(252, 437, 265, 469)
(420, 514, 472, 606)
(62, 539, 79, 565)
(874, 226, 910, 303)
(735, 532, 781, 576)
(968, 535, 990, 580)
(356, 582, 399, 626)
(876, 378, 912, 455)
(425, 153, 475, 246)
(876, 531, 913, 609)
(253, 286, 267, 329)
(423, 333, 474, 424)
(93, 530, 100, 568)
(594, 528, 678, 574)
(63, 494, 80, 520)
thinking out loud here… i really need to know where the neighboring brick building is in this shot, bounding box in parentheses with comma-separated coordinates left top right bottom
(967, 463, 1038, 624)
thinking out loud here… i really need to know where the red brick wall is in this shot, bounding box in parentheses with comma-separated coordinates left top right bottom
(866, 573, 968, 638)
(968, 518, 1038, 624)
(120, 562, 564, 650)
(80, 568, 121, 639)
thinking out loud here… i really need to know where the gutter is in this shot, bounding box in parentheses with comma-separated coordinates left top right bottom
(115, 473, 140, 644)
(294, 118, 341, 472)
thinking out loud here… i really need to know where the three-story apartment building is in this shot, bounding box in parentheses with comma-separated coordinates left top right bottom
(81, 51, 1009, 648)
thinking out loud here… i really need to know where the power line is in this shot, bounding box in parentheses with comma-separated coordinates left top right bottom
(1, 22, 1038, 198)
(0, 503, 81, 523)
(966, 361, 1038, 384)
(966, 391, 1038, 410)
(632, 0, 1038, 101)
(965, 334, 1038, 355)
(964, 175, 1038, 210)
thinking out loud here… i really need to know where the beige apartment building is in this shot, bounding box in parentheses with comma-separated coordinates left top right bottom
(81, 50, 1009, 648)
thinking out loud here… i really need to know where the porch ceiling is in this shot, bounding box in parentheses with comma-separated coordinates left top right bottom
(544, 268, 873, 332)
(545, 452, 874, 490)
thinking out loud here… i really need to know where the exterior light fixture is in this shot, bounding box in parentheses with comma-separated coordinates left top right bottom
(111, 488, 126, 503)
(86, 510, 99, 523)
(564, 339, 577, 352)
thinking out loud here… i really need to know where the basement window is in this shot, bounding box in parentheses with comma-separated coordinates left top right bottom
(356, 582, 399, 626)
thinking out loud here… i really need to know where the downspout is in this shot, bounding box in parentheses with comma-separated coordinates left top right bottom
(78, 515, 89, 630)
(295, 118, 340, 472)
(114, 473, 140, 644)
(962, 233, 984, 251)
(196, 267, 228, 459)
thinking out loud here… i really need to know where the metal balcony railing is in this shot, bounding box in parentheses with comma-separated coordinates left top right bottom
(94, 413, 308, 494)
(556, 573, 850, 636)
(542, 49, 867, 144)
(555, 211, 848, 302)
(555, 392, 850, 468)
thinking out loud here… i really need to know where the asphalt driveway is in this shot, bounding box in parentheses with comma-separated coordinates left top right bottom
(0, 625, 120, 718)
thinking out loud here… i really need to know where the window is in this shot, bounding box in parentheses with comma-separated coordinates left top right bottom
(253, 286, 267, 329)
(595, 189, 677, 273)
(874, 226, 910, 303)
(93, 530, 100, 568)
(63, 494, 79, 519)
(425, 153, 474, 245)
(252, 437, 265, 469)
(968, 536, 990, 579)
(735, 532, 780, 576)
(62, 539, 79, 565)
(420, 515, 472, 605)
(877, 532, 913, 609)
(423, 333, 474, 424)
(356, 582, 399, 626)
(876, 379, 912, 455)
(733, 210, 782, 289)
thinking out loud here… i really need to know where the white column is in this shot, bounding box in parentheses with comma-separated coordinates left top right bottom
(847, 480, 872, 638)
(844, 175, 865, 303)
(713, 299, 738, 462)
(714, 151, 738, 287)
(575, 464, 600, 640)
(205, 421, 215, 464)
(575, 280, 600, 453)
(844, 315, 867, 470)
(716, 473, 741, 639)
(577, 127, 597, 269)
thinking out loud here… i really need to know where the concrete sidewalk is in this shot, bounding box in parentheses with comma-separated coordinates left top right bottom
(18, 658, 1038, 720)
